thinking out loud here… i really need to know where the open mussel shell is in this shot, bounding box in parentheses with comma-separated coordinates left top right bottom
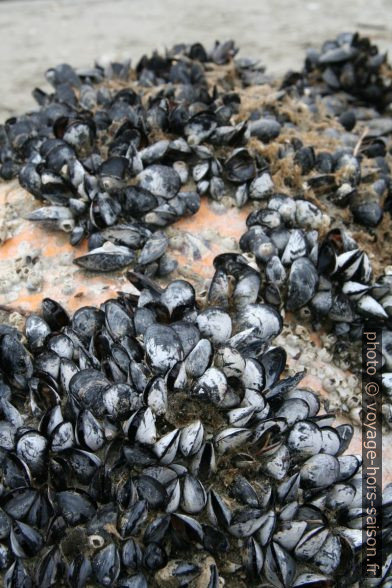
(224, 148, 256, 183)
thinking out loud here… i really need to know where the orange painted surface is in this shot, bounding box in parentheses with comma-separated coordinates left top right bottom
(172, 198, 249, 279)
(0, 215, 125, 312)
(175, 198, 248, 240)
(0, 186, 249, 311)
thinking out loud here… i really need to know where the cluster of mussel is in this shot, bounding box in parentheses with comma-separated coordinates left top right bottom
(0, 267, 391, 587)
(302, 32, 392, 110)
(0, 33, 392, 586)
(0, 35, 391, 270)
(233, 199, 392, 421)
(283, 33, 392, 228)
(0, 40, 250, 275)
(0, 35, 391, 374)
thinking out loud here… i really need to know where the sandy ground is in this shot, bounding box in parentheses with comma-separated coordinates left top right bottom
(0, 0, 392, 120)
